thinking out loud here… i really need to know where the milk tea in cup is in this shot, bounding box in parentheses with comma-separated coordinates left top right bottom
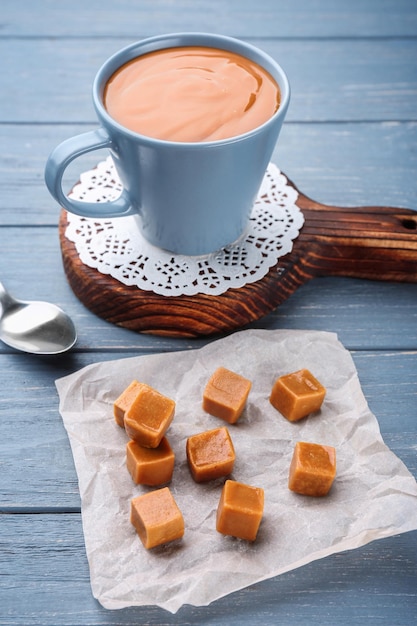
(103, 46, 281, 142)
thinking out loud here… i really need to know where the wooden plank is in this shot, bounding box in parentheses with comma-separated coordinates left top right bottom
(278, 121, 417, 211)
(1, 0, 417, 38)
(1, 39, 416, 123)
(0, 350, 415, 509)
(1, 512, 416, 625)
(0, 123, 416, 226)
(0, 224, 416, 351)
(258, 278, 417, 351)
(1, 1, 416, 624)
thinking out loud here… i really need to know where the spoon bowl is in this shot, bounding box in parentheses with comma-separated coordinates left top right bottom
(0, 282, 77, 354)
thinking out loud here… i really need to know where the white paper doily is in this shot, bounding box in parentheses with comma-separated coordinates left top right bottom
(66, 157, 304, 297)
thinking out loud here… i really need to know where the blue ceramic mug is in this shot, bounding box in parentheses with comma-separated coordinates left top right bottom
(45, 33, 290, 256)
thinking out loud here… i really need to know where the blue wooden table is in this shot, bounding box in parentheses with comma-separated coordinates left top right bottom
(1, 1, 416, 624)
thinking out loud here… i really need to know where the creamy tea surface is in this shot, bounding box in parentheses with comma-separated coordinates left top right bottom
(104, 46, 281, 142)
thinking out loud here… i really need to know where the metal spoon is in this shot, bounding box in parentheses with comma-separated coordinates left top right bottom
(0, 281, 77, 354)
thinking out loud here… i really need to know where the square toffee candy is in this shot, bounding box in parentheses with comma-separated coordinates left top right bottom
(130, 487, 184, 549)
(203, 366, 252, 424)
(186, 426, 235, 483)
(216, 480, 264, 541)
(124, 383, 175, 448)
(126, 436, 175, 486)
(270, 368, 326, 422)
(288, 441, 336, 497)
(113, 380, 144, 427)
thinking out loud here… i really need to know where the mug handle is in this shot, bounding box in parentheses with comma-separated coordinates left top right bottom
(44, 128, 136, 218)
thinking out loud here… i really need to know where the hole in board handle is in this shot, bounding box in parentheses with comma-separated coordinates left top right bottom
(402, 217, 417, 230)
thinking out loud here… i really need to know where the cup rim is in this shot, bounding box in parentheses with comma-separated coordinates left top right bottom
(92, 32, 291, 147)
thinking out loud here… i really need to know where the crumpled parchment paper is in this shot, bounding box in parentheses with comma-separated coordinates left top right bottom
(55, 329, 417, 613)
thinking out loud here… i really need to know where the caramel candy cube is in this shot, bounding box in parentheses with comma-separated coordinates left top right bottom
(216, 480, 264, 541)
(203, 366, 252, 424)
(113, 380, 144, 427)
(288, 441, 336, 497)
(130, 487, 184, 549)
(124, 384, 175, 448)
(186, 427, 235, 483)
(270, 368, 326, 422)
(126, 436, 175, 486)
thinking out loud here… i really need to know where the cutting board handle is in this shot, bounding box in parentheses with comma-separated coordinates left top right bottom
(288, 182, 417, 283)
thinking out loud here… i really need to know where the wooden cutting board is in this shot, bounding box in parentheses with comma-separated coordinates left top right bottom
(59, 176, 417, 337)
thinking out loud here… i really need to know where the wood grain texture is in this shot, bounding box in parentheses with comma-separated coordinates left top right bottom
(1, 225, 416, 352)
(1, 0, 417, 623)
(1, 39, 416, 123)
(1, 513, 416, 625)
(58, 181, 417, 337)
(2, 0, 417, 38)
